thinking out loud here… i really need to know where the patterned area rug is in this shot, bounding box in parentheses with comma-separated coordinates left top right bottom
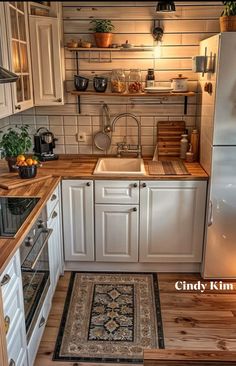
(53, 272, 164, 363)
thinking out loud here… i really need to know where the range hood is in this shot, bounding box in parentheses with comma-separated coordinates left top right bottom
(0, 66, 18, 84)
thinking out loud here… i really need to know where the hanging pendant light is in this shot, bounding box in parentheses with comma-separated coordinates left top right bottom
(156, 0, 176, 12)
(0, 66, 18, 84)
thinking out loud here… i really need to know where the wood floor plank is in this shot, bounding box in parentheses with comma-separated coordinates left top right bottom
(35, 272, 236, 365)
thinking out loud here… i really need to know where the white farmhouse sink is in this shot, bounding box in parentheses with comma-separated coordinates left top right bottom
(93, 158, 146, 176)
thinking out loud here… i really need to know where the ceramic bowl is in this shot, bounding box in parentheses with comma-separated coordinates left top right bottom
(74, 75, 89, 91)
(18, 165, 37, 179)
(93, 76, 108, 92)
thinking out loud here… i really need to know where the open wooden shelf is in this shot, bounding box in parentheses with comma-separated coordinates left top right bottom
(70, 91, 195, 97)
(67, 46, 154, 52)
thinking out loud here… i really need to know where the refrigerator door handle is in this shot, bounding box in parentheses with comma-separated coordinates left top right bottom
(208, 200, 213, 226)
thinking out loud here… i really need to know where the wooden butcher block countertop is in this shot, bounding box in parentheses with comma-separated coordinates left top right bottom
(0, 155, 208, 274)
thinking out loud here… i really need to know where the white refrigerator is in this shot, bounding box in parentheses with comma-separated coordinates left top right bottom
(200, 33, 236, 278)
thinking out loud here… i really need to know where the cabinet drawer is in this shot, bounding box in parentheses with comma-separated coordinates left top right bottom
(27, 296, 51, 366)
(47, 184, 60, 220)
(95, 180, 139, 204)
(7, 314, 26, 366)
(0, 252, 20, 303)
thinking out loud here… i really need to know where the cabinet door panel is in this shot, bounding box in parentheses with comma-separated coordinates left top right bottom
(0, 3, 12, 118)
(140, 181, 206, 262)
(95, 204, 138, 262)
(62, 180, 94, 261)
(95, 180, 139, 204)
(29, 16, 64, 105)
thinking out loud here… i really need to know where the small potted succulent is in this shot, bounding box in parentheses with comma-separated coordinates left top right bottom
(220, 1, 236, 31)
(90, 19, 115, 48)
(0, 125, 32, 172)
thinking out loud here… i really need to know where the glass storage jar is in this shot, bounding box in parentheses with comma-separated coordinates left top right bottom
(128, 69, 142, 93)
(111, 69, 126, 93)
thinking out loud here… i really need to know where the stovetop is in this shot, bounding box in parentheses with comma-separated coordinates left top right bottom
(0, 197, 40, 237)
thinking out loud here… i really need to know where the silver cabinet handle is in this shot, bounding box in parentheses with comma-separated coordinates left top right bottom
(4, 315, 10, 335)
(52, 211, 58, 219)
(39, 316, 46, 328)
(133, 207, 137, 212)
(208, 200, 213, 226)
(9, 359, 15, 366)
(51, 194, 57, 201)
(15, 104, 21, 110)
(1, 274, 10, 287)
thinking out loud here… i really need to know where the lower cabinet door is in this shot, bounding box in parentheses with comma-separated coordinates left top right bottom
(48, 201, 62, 295)
(95, 204, 139, 262)
(139, 181, 207, 262)
(62, 180, 94, 261)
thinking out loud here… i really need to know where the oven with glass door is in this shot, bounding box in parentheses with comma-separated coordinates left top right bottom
(20, 207, 52, 341)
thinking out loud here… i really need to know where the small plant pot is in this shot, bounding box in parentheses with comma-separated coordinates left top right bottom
(17, 165, 37, 179)
(220, 16, 236, 32)
(6, 157, 17, 172)
(94, 33, 113, 48)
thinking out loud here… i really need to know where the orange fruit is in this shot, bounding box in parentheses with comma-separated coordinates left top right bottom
(21, 161, 27, 166)
(26, 158, 33, 166)
(17, 154, 25, 162)
(32, 159, 38, 165)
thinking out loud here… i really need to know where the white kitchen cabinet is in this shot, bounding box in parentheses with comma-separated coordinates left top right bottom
(5, 2, 33, 113)
(0, 3, 12, 119)
(62, 180, 94, 261)
(139, 181, 207, 263)
(29, 16, 64, 106)
(0, 250, 28, 366)
(95, 204, 139, 262)
(48, 201, 63, 295)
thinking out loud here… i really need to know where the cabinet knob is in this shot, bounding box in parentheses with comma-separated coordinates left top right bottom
(133, 183, 138, 188)
(142, 183, 147, 188)
(133, 207, 137, 212)
(37, 219, 46, 229)
(86, 182, 91, 187)
(9, 360, 15, 366)
(4, 315, 10, 335)
(0, 274, 11, 287)
(15, 104, 21, 110)
(51, 194, 57, 201)
(52, 211, 58, 219)
(56, 98, 62, 102)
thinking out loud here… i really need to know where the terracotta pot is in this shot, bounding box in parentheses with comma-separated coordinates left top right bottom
(94, 33, 113, 48)
(6, 157, 17, 172)
(220, 16, 236, 32)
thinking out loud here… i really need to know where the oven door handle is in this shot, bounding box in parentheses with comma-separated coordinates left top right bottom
(21, 229, 53, 270)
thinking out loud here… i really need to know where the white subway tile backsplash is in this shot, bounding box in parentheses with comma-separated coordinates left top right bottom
(64, 116, 77, 126)
(49, 116, 63, 126)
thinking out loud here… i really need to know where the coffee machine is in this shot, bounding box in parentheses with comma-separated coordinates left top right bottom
(34, 128, 58, 161)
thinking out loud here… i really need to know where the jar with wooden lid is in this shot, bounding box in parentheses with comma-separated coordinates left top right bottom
(171, 74, 188, 92)
(111, 69, 126, 93)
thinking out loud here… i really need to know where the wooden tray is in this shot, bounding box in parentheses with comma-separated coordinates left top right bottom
(156, 121, 186, 157)
(0, 172, 52, 190)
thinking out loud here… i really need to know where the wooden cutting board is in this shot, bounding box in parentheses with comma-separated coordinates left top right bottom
(0, 172, 52, 190)
(156, 121, 186, 157)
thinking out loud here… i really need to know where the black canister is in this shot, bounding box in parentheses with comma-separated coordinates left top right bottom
(93, 76, 108, 92)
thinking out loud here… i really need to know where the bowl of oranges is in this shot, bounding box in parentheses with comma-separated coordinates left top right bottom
(15, 155, 40, 179)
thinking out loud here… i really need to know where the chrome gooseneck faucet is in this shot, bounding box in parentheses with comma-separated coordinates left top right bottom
(111, 112, 142, 158)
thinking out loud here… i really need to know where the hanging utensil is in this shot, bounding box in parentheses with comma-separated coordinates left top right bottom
(93, 103, 112, 151)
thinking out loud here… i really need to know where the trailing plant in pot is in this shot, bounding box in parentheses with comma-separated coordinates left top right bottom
(220, 1, 236, 31)
(90, 19, 115, 48)
(0, 125, 32, 172)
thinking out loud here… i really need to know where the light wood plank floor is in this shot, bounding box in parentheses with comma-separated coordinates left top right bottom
(35, 272, 236, 366)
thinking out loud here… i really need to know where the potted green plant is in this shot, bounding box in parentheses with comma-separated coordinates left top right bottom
(0, 125, 32, 172)
(90, 19, 115, 48)
(220, 1, 236, 32)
